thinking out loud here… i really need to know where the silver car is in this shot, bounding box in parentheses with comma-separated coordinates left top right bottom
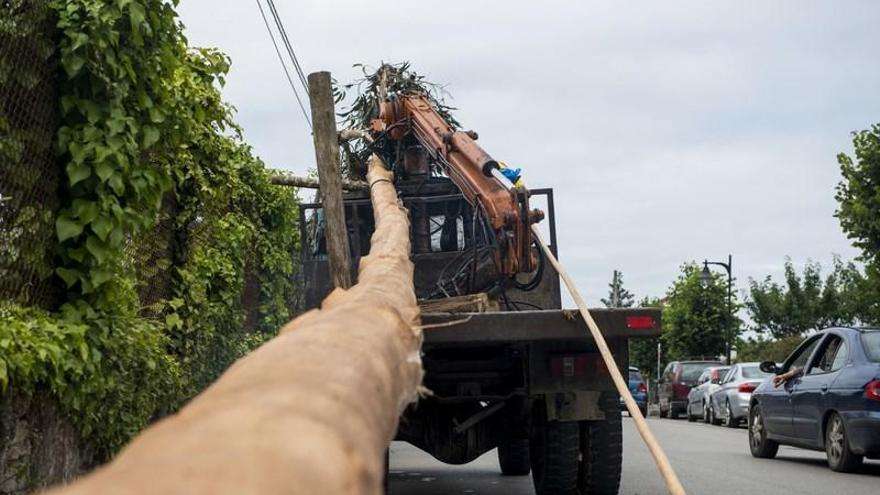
(709, 362, 772, 427)
(686, 366, 730, 422)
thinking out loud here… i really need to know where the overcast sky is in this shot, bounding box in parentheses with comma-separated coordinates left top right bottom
(177, 1, 880, 306)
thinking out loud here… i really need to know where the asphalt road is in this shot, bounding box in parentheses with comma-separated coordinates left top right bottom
(388, 415, 880, 495)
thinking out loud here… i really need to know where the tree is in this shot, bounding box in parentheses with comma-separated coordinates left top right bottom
(735, 336, 804, 364)
(835, 124, 880, 325)
(662, 263, 737, 361)
(746, 257, 870, 338)
(836, 124, 880, 265)
(601, 270, 634, 308)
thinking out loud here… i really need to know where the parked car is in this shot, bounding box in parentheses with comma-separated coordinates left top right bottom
(621, 366, 648, 416)
(658, 360, 723, 419)
(749, 327, 880, 472)
(708, 362, 771, 427)
(686, 366, 730, 422)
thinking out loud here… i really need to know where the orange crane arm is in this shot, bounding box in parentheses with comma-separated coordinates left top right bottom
(373, 94, 541, 277)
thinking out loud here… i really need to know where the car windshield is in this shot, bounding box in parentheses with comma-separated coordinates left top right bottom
(862, 332, 880, 362)
(741, 365, 770, 379)
(682, 363, 716, 381)
(629, 370, 643, 382)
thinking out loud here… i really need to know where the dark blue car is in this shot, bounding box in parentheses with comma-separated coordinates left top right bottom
(621, 366, 648, 416)
(749, 327, 880, 472)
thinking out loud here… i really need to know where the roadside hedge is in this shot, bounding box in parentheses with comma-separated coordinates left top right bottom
(0, 0, 299, 458)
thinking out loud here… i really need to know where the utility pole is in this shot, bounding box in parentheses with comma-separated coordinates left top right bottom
(308, 71, 352, 289)
(611, 270, 621, 308)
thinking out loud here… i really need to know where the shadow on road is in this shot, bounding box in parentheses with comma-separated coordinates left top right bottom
(773, 455, 880, 476)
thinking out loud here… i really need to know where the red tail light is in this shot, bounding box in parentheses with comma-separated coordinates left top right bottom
(865, 380, 880, 401)
(626, 316, 657, 329)
(738, 382, 757, 394)
(638, 383, 647, 393)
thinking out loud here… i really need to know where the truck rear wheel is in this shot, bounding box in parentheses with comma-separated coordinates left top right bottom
(579, 392, 622, 495)
(497, 438, 530, 476)
(530, 419, 580, 495)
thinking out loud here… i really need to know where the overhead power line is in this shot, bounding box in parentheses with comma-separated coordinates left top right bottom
(265, 0, 310, 93)
(255, 0, 312, 129)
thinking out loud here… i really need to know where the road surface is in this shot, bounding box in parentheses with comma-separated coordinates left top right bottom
(388, 415, 879, 494)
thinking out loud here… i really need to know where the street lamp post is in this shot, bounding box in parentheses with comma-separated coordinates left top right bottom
(700, 254, 733, 364)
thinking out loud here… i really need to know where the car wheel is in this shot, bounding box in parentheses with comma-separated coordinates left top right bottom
(686, 404, 697, 422)
(724, 400, 738, 428)
(749, 404, 778, 459)
(709, 405, 722, 426)
(825, 412, 863, 473)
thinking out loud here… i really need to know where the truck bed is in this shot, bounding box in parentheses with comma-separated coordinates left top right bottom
(420, 308, 661, 344)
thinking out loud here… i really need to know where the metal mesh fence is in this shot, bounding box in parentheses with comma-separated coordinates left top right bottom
(0, 0, 299, 326)
(0, 0, 62, 309)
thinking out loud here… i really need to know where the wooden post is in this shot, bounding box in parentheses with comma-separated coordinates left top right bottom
(308, 71, 352, 289)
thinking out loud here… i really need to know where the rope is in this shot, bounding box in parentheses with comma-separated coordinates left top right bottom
(531, 224, 688, 495)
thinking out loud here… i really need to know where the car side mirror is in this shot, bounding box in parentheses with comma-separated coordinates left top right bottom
(759, 361, 779, 374)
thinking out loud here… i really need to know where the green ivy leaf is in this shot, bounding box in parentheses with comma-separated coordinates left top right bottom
(142, 125, 160, 148)
(63, 54, 85, 78)
(90, 268, 114, 288)
(91, 215, 113, 241)
(108, 173, 125, 195)
(165, 313, 182, 329)
(86, 235, 110, 265)
(56, 215, 84, 241)
(66, 161, 91, 186)
(95, 160, 114, 182)
(56, 267, 81, 288)
(72, 199, 99, 223)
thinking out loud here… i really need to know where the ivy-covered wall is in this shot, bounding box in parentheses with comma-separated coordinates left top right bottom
(0, 1, 300, 491)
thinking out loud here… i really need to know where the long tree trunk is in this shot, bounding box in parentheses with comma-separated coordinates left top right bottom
(49, 156, 422, 495)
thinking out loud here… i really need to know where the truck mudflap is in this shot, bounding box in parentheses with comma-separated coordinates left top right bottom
(420, 308, 661, 344)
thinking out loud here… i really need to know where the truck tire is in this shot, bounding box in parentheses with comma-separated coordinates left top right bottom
(579, 392, 622, 495)
(530, 419, 580, 495)
(497, 438, 530, 476)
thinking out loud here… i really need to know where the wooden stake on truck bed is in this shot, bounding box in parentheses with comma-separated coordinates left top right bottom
(309, 71, 352, 289)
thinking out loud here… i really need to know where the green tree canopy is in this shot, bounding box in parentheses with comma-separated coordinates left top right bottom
(662, 262, 738, 361)
(746, 257, 872, 338)
(836, 124, 880, 265)
(834, 124, 880, 325)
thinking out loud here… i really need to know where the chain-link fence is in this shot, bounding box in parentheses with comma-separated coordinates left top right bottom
(0, 0, 62, 310)
(0, 0, 300, 326)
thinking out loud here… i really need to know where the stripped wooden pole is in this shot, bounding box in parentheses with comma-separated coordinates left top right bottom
(531, 225, 687, 495)
(309, 70, 352, 289)
(47, 156, 421, 495)
(270, 173, 369, 191)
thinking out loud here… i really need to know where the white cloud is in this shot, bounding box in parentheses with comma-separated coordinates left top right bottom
(178, 0, 878, 304)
